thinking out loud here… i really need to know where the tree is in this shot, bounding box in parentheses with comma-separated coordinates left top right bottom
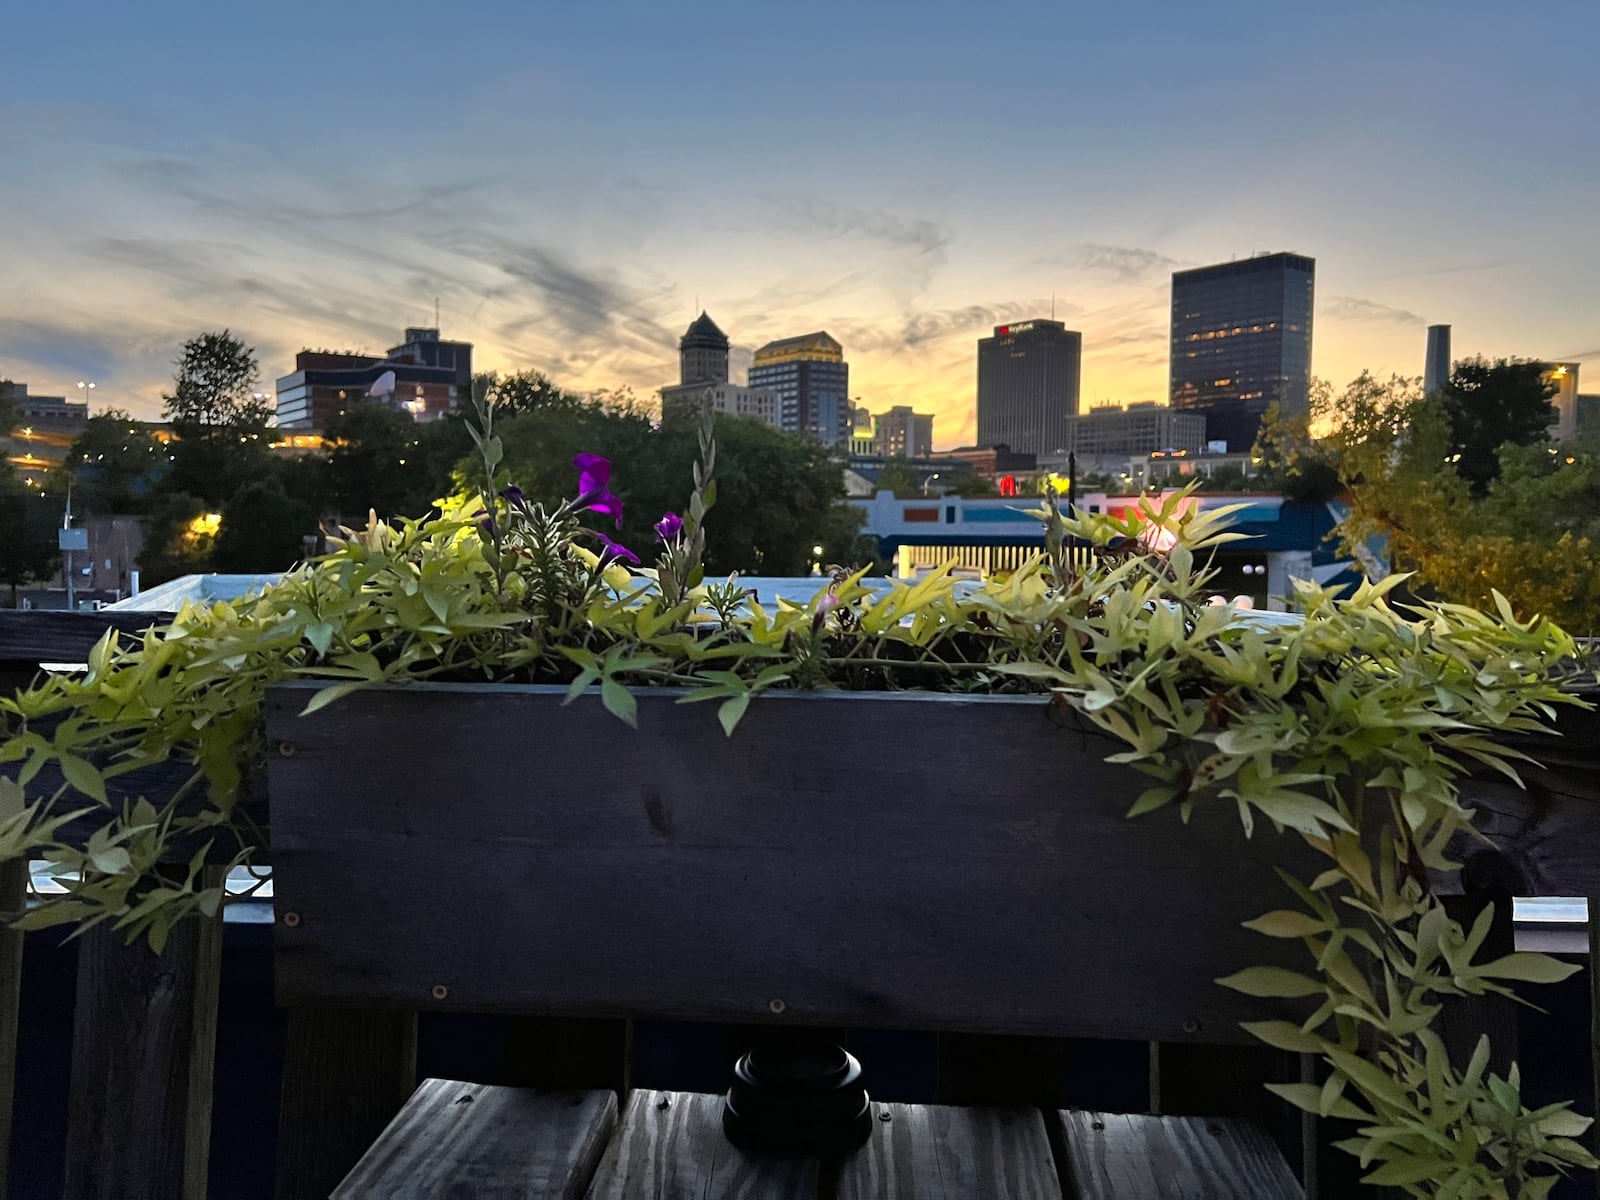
(875, 457, 921, 497)
(1437, 357, 1558, 494)
(212, 479, 316, 573)
(162, 331, 273, 505)
(1263, 371, 1600, 631)
(476, 369, 581, 417)
(136, 493, 216, 587)
(0, 464, 61, 605)
(322, 403, 434, 523)
(64, 409, 170, 512)
(493, 401, 851, 576)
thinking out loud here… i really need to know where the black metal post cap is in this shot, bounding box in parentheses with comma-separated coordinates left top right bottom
(722, 1040, 872, 1159)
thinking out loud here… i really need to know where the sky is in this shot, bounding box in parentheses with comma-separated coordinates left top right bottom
(2, 0, 1597, 448)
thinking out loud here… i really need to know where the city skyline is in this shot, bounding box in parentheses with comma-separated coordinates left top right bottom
(2, 1, 1597, 447)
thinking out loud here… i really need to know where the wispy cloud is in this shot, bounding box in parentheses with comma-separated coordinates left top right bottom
(1322, 295, 1426, 326)
(1063, 243, 1179, 282)
(835, 301, 1055, 355)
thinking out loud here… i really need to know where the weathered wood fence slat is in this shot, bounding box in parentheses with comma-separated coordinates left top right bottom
(0, 860, 24, 1200)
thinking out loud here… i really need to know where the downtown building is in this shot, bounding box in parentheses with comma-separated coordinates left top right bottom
(872, 405, 935, 458)
(1169, 252, 1314, 453)
(748, 332, 851, 446)
(975, 320, 1082, 458)
(659, 313, 779, 428)
(274, 327, 473, 430)
(1060, 402, 1207, 465)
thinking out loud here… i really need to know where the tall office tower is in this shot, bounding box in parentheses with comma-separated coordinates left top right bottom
(678, 312, 730, 385)
(1424, 324, 1451, 396)
(1169, 252, 1315, 452)
(975, 320, 1083, 457)
(748, 332, 851, 445)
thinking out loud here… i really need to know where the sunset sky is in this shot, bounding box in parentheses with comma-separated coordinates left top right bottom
(3, 0, 1596, 447)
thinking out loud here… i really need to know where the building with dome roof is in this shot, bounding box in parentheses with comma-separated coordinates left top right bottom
(660, 312, 781, 430)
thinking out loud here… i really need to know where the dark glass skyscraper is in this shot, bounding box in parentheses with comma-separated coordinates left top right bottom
(975, 320, 1082, 457)
(1169, 252, 1314, 452)
(749, 332, 850, 446)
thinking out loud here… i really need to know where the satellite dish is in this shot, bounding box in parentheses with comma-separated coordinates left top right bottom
(369, 370, 397, 398)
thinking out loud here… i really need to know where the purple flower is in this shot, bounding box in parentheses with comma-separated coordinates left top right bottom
(592, 531, 640, 568)
(812, 591, 841, 633)
(502, 484, 525, 505)
(572, 454, 623, 527)
(581, 490, 625, 529)
(473, 507, 494, 536)
(573, 453, 611, 494)
(654, 511, 684, 543)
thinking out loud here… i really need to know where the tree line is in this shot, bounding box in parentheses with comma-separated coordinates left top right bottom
(0, 331, 870, 600)
(1254, 357, 1600, 631)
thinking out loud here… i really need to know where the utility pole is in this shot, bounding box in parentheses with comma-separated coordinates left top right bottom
(63, 481, 75, 613)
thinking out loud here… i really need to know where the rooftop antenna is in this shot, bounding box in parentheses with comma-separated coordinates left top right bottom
(434, 296, 440, 329)
(1051, 292, 1056, 321)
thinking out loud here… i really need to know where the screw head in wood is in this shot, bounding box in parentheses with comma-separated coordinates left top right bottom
(878, 1110, 892, 1122)
(281, 911, 301, 927)
(431, 984, 449, 1000)
(277, 741, 295, 757)
(1182, 1018, 1201, 1034)
(768, 998, 786, 1014)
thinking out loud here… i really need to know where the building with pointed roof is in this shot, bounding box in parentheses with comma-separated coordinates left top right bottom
(679, 311, 730, 386)
(661, 312, 782, 430)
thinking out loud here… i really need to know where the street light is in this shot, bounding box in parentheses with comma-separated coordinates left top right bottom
(922, 472, 941, 497)
(77, 380, 96, 410)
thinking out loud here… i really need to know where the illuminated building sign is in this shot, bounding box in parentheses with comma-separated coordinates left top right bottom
(996, 323, 1035, 336)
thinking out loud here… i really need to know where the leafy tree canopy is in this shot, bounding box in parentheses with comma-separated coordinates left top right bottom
(493, 398, 854, 576)
(1255, 372, 1600, 631)
(1438, 356, 1558, 494)
(212, 478, 316, 574)
(65, 409, 170, 513)
(0, 463, 61, 605)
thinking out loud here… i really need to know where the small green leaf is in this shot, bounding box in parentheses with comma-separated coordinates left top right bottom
(599, 678, 638, 728)
(1215, 966, 1322, 998)
(717, 693, 750, 738)
(58, 754, 108, 805)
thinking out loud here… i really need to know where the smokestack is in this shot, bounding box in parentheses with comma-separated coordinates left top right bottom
(1424, 324, 1451, 396)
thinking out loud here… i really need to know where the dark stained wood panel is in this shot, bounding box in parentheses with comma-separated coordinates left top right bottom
(1055, 1110, 1303, 1199)
(833, 1101, 1060, 1199)
(584, 1090, 816, 1200)
(268, 683, 1320, 1043)
(333, 1080, 616, 1200)
(274, 1007, 417, 1200)
(0, 611, 175, 665)
(0, 860, 24, 1200)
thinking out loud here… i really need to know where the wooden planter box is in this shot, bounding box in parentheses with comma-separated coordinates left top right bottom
(266, 682, 1317, 1044)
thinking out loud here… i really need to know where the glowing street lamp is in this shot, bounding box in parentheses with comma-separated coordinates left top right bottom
(77, 380, 96, 409)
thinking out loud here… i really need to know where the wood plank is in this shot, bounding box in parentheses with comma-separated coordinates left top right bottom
(268, 684, 1321, 1042)
(584, 1089, 816, 1200)
(274, 1007, 417, 1200)
(333, 1079, 616, 1200)
(183, 865, 225, 1200)
(0, 610, 176, 665)
(0, 860, 24, 1200)
(1054, 1110, 1304, 1199)
(63, 915, 204, 1199)
(832, 1101, 1059, 1199)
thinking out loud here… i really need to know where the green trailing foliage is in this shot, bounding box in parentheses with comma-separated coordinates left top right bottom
(1, 386, 1596, 1196)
